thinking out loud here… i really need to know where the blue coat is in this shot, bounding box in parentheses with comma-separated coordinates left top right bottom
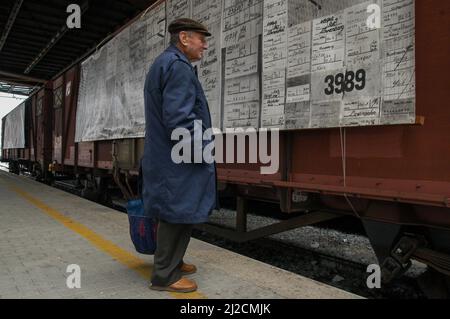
(142, 44, 218, 224)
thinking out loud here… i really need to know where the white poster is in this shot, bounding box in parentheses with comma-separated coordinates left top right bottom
(75, 0, 417, 139)
(311, 12, 346, 73)
(380, 0, 415, 124)
(222, 0, 263, 129)
(192, 0, 223, 129)
(3, 102, 25, 149)
(261, 0, 288, 128)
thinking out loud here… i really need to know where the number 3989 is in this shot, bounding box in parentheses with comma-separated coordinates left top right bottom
(324, 69, 366, 95)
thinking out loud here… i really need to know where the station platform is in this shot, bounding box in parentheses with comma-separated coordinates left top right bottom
(0, 170, 361, 299)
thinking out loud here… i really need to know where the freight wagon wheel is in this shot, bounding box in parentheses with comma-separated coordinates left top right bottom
(417, 228, 450, 298)
(417, 268, 450, 299)
(9, 161, 20, 175)
(81, 187, 111, 205)
(81, 187, 100, 202)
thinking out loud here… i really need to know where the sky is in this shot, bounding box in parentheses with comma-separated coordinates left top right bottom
(0, 93, 27, 150)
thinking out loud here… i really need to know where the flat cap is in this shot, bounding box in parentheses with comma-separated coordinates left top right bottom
(168, 18, 212, 36)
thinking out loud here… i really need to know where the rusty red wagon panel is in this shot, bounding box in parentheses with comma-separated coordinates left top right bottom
(214, 0, 450, 234)
(34, 85, 53, 172)
(292, 0, 449, 205)
(51, 66, 79, 170)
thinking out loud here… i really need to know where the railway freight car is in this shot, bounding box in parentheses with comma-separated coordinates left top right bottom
(2, 0, 449, 294)
(2, 84, 54, 180)
(47, 65, 119, 201)
(2, 97, 32, 175)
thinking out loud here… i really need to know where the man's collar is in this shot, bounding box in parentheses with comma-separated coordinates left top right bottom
(167, 44, 192, 66)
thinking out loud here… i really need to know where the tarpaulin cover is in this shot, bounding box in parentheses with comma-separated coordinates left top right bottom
(2, 102, 25, 149)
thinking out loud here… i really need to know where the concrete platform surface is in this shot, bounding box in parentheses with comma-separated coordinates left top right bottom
(0, 170, 362, 299)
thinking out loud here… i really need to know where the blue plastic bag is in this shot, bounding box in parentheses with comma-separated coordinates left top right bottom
(126, 198, 157, 255)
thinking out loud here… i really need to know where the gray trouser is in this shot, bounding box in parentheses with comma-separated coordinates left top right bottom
(151, 219, 194, 286)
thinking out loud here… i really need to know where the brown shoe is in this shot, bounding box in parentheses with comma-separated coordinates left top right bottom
(150, 277, 197, 293)
(180, 263, 197, 275)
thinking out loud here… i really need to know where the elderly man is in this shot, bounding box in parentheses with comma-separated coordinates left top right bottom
(142, 18, 218, 293)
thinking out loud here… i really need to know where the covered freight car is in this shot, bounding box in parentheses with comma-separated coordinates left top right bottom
(2, 0, 449, 294)
(1, 84, 54, 180)
(1, 98, 30, 175)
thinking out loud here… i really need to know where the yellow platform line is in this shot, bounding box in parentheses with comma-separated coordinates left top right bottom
(6, 180, 206, 299)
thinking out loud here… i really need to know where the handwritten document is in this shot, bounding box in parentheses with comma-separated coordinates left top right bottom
(311, 12, 345, 73)
(222, 0, 263, 129)
(261, 0, 288, 128)
(381, 0, 415, 124)
(166, 0, 191, 25)
(145, 1, 166, 67)
(287, 22, 311, 79)
(192, 0, 222, 128)
(225, 37, 259, 79)
(222, 0, 263, 47)
(345, 1, 381, 67)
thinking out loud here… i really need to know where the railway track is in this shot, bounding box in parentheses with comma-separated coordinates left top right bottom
(192, 210, 428, 299)
(192, 229, 427, 299)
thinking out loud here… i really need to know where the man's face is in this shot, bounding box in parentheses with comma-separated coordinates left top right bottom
(179, 31, 208, 62)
